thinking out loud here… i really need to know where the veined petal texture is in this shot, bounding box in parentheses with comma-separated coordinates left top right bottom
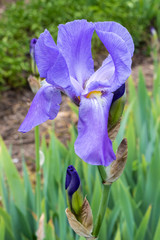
(35, 29, 79, 102)
(57, 20, 95, 87)
(18, 85, 61, 133)
(86, 30, 132, 93)
(95, 21, 134, 57)
(74, 93, 116, 166)
(35, 29, 59, 78)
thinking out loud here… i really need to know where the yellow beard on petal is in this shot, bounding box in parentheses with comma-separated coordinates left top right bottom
(86, 90, 102, 99)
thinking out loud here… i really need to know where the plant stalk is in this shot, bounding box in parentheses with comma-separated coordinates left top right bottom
(97, 165, 107, 183)
(92, 179, 111, 238)
(35, 125, 41, 222)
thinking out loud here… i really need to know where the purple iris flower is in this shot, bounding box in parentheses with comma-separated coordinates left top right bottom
(19, 20, 134, 166)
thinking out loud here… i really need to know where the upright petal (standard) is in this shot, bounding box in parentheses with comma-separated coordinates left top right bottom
(57, 20, 95, 87)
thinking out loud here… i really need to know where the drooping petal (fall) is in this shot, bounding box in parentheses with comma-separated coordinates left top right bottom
(57, 20, 95, 87)
(74, 93, 116, 166)
(18, 84, 61, 133)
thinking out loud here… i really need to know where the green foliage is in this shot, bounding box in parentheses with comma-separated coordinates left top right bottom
(110, 64, 160, 239)
(0, 0, 87, 90)
(0, 61, 160, 239)
(1, 0, 160, 90)
(0, 41, 160, 238)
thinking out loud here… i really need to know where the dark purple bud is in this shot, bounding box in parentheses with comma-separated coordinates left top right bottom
(30, 38, 37, 57)
(30, 38, 37, 50)
(65, 165, 80, 198)
(30, 38, 38, 74)
(112, 84, 125, 103)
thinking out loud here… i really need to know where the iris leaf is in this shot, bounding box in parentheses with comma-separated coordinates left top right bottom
(134, 205, 152, 240)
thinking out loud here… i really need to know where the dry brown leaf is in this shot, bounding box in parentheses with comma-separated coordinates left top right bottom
(105, 138, 128, 184)
(66, 205, 95, 239)
(36, 213, 45, 240)
(28, 75, 40, 94)
(80, 197, 93, 233)
(108, 118, 121, 142)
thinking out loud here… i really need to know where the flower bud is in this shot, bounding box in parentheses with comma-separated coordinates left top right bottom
(30, 38, 37, 59)
(108, 84, 126, 130)
(30, 38, 38, 75)
(151, 27, 158, 41)
(65, 165, 94, 239)
(150, 27, 159, 63)
(65, 165, 83, 216)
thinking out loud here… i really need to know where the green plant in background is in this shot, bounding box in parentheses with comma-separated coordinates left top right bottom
(0, 52, 160, 239)
(0, 0, 86, 90)
(0, 0, 160, 90)
(0, 7, 160, 240)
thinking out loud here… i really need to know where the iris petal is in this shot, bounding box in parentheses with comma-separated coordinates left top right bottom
(84, 55, 114, 94)
(74, 93, 116, 166)
(46, 53, 80, 102)
(18, 84, 61, 133)
(57, 20, 94, 86)
(86, 31, 132, 93)
(35, 29, 80, 103)
(95, 21, 134, 57)
(35, 29, 59, 78)
(47, 53, 70, 89)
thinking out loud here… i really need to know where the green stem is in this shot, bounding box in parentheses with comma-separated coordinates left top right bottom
(92, 183, 111, 238)
(97, 165, 107, 183)
(35, 125, 41, 222)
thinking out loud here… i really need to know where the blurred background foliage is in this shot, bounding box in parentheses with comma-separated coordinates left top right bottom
(0, 0, 160, 90)
(0, 55, 160, 239)
(0, 1, 160, 239)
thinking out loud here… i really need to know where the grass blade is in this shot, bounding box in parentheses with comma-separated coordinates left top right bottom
(134, 205, 152, 240)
